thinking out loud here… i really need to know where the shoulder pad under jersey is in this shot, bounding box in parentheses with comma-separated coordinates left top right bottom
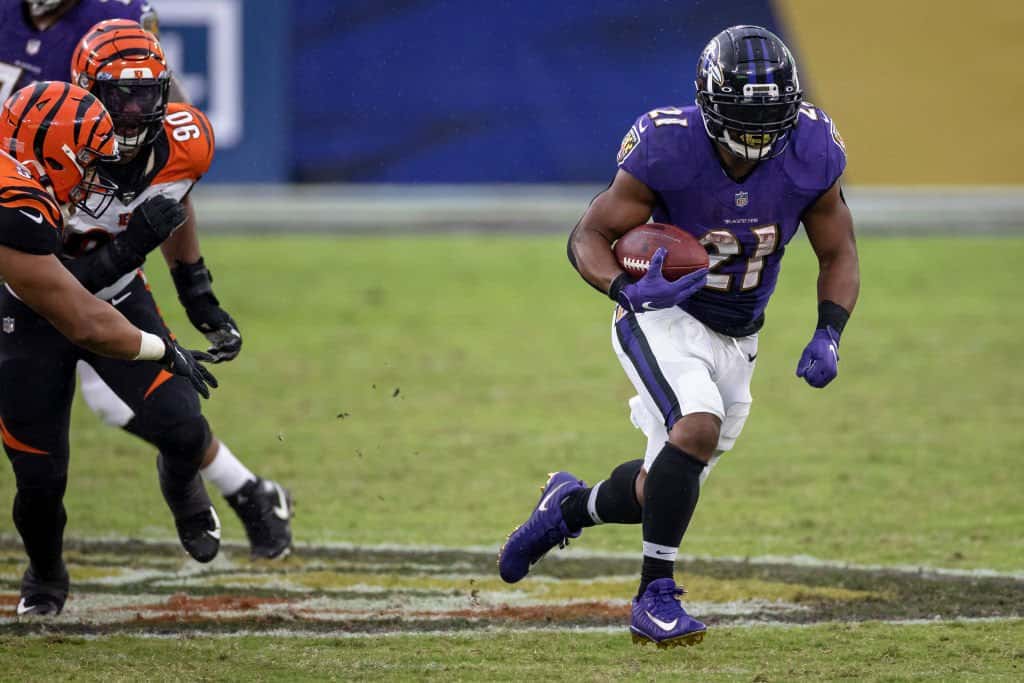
(783, 103, 847, 193)
(0, 153, 62, 255)
(151, 103, 215, 186)
(617, 106, 700, 192)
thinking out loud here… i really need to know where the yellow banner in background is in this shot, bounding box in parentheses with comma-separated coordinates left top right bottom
(774, 0, 1024, 184)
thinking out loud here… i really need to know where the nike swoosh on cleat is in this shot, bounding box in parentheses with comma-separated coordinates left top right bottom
(537, 481, 570, 512)
(271, 482, 291, 520)
(646, 611, 679, 631)
(15, 598, 32, 615)
(207, 507, 222, 540)
(748, 353, 757, 362)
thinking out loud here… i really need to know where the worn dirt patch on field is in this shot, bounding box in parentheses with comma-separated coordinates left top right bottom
(0, 538, 1020, 637)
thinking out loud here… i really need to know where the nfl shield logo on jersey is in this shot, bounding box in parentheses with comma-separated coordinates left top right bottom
(25, 39, 41, 56)
(2, 317, 14, 334)
(735, 191, 749, 208)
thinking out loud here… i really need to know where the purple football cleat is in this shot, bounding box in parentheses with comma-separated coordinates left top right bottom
(497, 471, 587, 583)
(630, 578, 707, 648)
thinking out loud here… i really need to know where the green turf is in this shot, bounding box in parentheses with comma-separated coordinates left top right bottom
(0, 235, 1021, 571)
(1, 621, 1021, 682)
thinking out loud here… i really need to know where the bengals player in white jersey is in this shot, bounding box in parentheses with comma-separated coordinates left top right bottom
(0, 80, 217, 615)
(61, 20, 294, 564)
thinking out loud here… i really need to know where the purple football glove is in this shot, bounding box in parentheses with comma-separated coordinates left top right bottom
(615, 248, 708, 313)
(796, 326, 840, 388)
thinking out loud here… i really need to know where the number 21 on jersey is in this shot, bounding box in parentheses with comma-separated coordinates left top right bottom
(699, 225, 778, 292)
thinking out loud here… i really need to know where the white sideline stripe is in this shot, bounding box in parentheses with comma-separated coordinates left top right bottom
(188, 184, 1024, 235)
(3, 533, 1022, 580)
(16, 617, 1024, 641)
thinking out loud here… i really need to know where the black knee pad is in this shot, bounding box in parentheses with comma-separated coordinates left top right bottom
(150, 415, 212, 475)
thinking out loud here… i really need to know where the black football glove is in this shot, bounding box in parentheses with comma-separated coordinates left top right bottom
(160, 338, 218, 399)
(123, 194, 188, 259)
(62, 195, 187, 294)
(171, 258, 242, 363)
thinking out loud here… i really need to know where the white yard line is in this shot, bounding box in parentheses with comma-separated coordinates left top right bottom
(21, 617, 1024, 641)
(9, 533, 1017, 580)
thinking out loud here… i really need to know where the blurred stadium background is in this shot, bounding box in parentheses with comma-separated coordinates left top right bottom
(2, 0, 1022, 678)
(179, 0, 1023, 232)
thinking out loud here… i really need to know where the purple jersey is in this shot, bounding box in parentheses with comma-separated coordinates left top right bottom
(618, 104, 846, 336)
(0, 0, 153, 99)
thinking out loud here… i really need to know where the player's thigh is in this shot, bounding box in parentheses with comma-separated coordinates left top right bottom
(77, 360, 135, 427)
(85, 276, 201, 430)
(612, 306, 725, 435)
(107, 274, 172, 336)
(714, 332, 758, 453)
(87, 353, 201, 431)
(0, 290, 77, 476)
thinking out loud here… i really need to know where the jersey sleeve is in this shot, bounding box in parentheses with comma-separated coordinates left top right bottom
(616, 113, 652, 187)
(822, 110, 847, 189)
(0, 184, 62, 255)
(151, 104, 215, 186)
(787, 105, 847, 194)
(616, 108, 699, 192)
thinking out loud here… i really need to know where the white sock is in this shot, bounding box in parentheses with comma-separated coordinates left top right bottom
(200, 441, 256, 496)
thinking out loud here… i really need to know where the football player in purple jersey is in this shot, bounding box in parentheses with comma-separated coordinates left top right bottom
(0, 2, 294, 563)
(498, 25, 859, 648)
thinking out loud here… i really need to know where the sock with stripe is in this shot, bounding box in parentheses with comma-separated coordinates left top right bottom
(637, 442, 706, 598)
(560, 459, 644, 531)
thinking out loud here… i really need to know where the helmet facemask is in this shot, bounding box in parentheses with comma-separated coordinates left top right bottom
(697, 83, 801, 161)
(694, 26, 804, 162)
(60, 142, 121, 218)
(92, 77, 170, 162)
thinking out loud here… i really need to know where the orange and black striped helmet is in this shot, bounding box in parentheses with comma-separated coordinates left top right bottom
(71, 19, 171, 158)
(0, 81, 119, 217)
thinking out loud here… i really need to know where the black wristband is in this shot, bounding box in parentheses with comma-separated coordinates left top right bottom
(171, 257, 218, 305)
(817, 300, 850, 335)
(608, 272, 631, 304)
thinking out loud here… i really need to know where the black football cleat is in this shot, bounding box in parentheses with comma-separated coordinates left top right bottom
(175, 506, 221, 563)
(226, 478, 293, 559)
(17, 563, 69, 616)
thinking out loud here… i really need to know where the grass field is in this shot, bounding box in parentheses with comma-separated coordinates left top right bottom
(1, 234, 1022, 679)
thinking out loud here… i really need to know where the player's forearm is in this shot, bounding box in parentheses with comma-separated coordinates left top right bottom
(160, 198, 201, 268)
(816, 241, 860, 314)
(569, 223, 627, 294)
(28, 287, 157, 359)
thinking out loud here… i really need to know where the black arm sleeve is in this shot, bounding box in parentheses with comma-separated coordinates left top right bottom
(62, 236, 145, 294)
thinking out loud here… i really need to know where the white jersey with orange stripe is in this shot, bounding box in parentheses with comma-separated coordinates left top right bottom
(62, 103, 215, 300)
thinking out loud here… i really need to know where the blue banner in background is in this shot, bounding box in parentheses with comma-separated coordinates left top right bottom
(292, 0, 781, 183)
(157, 0, 288, 182)
(153, 1, 782, 183)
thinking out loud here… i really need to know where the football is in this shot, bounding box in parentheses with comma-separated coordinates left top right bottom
(613, 223, 709, 281)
